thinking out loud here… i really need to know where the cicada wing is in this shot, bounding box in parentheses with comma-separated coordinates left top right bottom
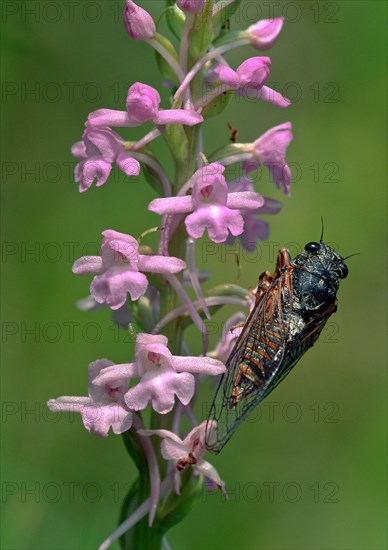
(206, 274, 292, 453)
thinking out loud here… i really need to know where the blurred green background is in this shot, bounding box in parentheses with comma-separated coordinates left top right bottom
(2, 1, 387, 549)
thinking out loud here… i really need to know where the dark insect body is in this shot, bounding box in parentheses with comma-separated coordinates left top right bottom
(205, 240, 349, 453)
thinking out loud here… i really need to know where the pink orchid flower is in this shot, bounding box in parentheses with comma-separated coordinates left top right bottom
(138, 421, 227, 496)
(72, 230, 186, 310)
(252, 122, 293, 195)
(148, 163, 265, 243)
(87, 83, 203, 129)
(72, 127, 140, 192)
(204, 57, 290, 108)
(47, 359, 132, 438)
(93, 334, 226, 414)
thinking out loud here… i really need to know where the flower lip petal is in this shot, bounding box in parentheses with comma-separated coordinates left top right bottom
(91, 269, 149, 309)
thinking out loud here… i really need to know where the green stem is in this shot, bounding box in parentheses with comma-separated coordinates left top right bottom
(120, 430, 165, 550)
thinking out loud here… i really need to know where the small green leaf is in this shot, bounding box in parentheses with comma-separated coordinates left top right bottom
(131, 295, 155, 333)
(165, 1, 185, 40)
(153, 32, 180, 86)
(157, 472, 204, 533)
(202, 89, 233, 119)
(165, 123, 189, 163)
(136, 145, 167, 196)
(209, 142, 251, 163)
(213, 0, 242, 39)
(189, 0, 214, 60)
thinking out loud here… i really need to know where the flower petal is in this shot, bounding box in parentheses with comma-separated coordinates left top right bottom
(136, 333, 168, 347)
(87, 109, 132, 128)
(161, 438, 190, 461)
(268, 163, 291, 195)
(71, 140, 87, 159)
(116, 152, 141, 176)
(153, 109, 203, 127)
(93, 362, 139, 387)
(173, 356, 226, 375)
(125, 370, 194, 413)
(72, 256, 103, 275)
(76, 159, 112, 192)
(47, 396, 90, 413)
(80, 402, 132, 437)
(91, 269, 148, 309)
(138, 428, 183, 446)
(259, 86, 291, 108)
(148, 195, 193, 215)
(196, 459, 224, 490)
(88, 358, 116, 402)
(138, 255, 186, 275)
(185, 206, 244, 243)
(226, 191, 264, 210)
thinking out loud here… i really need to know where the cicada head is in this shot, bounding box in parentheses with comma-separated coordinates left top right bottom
(293, 241, 348, 291)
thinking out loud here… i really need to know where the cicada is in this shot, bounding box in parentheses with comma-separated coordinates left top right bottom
(206, 239, 349, 453)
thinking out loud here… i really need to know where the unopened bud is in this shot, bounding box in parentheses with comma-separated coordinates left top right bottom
(247, 17, 284, 50)
(124, 0, 156, 41)
(176, 0, 206, 14)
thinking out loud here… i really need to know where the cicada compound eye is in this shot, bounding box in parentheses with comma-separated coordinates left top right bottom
(338, 263, 348, 279)
(304, 242, 321, 253)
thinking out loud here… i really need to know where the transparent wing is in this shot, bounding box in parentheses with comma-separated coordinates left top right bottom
(206, 273, 292, 453)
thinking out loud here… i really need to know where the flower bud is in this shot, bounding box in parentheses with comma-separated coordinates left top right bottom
(247, 17, 284, 50)
(123, 0, 156, 41)
(237, 57, 271, 89)
(126, 83, 161, 123)
(176, 0, 206, 13)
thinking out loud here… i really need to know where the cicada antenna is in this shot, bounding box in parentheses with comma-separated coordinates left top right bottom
(320, 216, 325, 243)
(342, 252, 360, 260)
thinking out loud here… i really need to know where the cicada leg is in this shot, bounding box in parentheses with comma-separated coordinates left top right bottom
(255, 249, 292, 304)
(275, 248, 292, 272)
(255, 270, 273, 303)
